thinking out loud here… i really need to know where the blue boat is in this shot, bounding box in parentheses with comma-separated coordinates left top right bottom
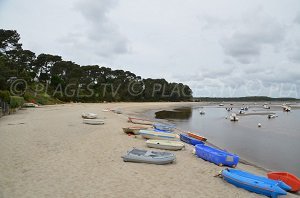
(153, 123, 175, 131)
(195, 144, 239, 167)
(180, 133, 204, 146)
(222, 169, 288, 198)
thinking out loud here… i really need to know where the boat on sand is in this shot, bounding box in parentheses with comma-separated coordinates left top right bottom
(180, 133, 204, 146)
(122, 126, 149, 135)
(82, 113, 98, 119)
(187, 132, 207, 141)
(139, 130, 179, 140)
(267, 172, 300, 192)
(83, 119, 104, 125)
(128, 117, 153, 125)
(146, 140, 184, 151)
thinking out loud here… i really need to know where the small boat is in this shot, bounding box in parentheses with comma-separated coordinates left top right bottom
(82, 113, 98, 119)
(122, 126, 149, 135)
(282, 105, 291, 112)
(222, 169, 288, 197)
(153, 123, 175, 131)
(230, 113, 239, 121)
(146, 140, 185, 151)
(263, 104, 270, 109)
(83, 119, 104, 125)
(187, 132, 207, 142)
(128, 117, 153, 125)
(195, 144, 239, 167)
(139, 130, 179, 140)
(268, 114, 277, 119)
(180, 133, 204, 146)
(122, 148, 175, 165)
(23, 102, 38, 108)
(199, 111, 205, 115)
(102, 109, 110, 112)
(267, 172, 300, 192)
(219, 103, 224, 106)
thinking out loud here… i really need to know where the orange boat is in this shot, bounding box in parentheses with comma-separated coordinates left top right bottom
(187, 132, 207, 142)
(267, 172, 300, 192)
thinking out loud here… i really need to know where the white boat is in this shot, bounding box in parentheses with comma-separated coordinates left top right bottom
(139, 130, 179, 140)
(229, 113, 239, 121)
(219, 103, 224, 106)
(83, 119, 104, 125)
(82, 113, 98, 119)
(263, 104, 270, 109)
(23, 103, 38, 108)
(268, 114, 277, 119)
(146, 140, 184, 151)
(282, 105, 291, 112)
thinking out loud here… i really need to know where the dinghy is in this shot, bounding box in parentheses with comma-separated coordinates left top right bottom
(122, 126, 149, 135)
(153, 123, 175, 131)
(222, 169, 288, 197)
(82, 113, 98, 119)
(180, 133, 204, 146)
(122, 148, 175, 165)
(187, 132, 207, 142)
(146, 140, 184, 151)
(128, 117, 153, 125)
(139, 130, 179, 140)
(195, 144, 239, 167)
(267, 172, 300, 192)
(229, 113, 239, 121)
(83, 119, 104, 125)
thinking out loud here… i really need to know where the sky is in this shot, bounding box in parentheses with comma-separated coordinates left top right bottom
(0, 0, 300, 97)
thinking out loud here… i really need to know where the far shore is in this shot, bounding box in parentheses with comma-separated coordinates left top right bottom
(0, 102, 299, 198)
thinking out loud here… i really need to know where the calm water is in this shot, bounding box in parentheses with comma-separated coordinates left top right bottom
(154, 106, 300, 177)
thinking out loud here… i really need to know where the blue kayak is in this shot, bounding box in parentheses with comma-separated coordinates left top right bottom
(222, 169, 288, 198)
(180, 133, 204, 146)
(153, 123, 175, 131)
(195, 144, 239, 167)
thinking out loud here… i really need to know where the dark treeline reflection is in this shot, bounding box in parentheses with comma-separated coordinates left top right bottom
(155, 107, 192, 120)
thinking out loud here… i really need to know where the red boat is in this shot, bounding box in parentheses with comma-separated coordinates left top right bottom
(187, 132, 207, 142)
(267, 172, 300, 192)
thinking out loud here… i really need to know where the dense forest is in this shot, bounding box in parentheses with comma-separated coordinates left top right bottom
(0, 29, 193, 105)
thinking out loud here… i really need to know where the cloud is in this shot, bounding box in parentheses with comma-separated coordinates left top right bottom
(59, 0, 129, 58)
(294, 12, 300, 24)
(220, 10, 285, 64)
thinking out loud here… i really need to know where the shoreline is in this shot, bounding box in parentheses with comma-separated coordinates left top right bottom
(0, 102, 298, 197)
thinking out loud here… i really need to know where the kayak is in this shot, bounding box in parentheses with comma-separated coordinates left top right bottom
(267, 172, 300, 192)
(195, 144, 239, 167)
(146, 140, 184, 151)
(187, 132, 207, 142)
(139, 130, 179, 140)
(222, 169, 288, 198)
(180, 133, 204, 146)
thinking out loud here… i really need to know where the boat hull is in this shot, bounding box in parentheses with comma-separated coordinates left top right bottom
(267, 172, 300, 192)
(128, 117, 153, 125)
(122, 126, 149, 135)
(187, 132, 207, 141)
(146, 140, 184, 151)
(180, 133, 204, 146)
(139, 130, 178, 140)
(83, 119, 104, 125)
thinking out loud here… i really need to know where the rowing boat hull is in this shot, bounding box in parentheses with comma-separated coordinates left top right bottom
(146, 140, 184, 151)
(267, 172, 300, 192)
(187, 132, 207, 141)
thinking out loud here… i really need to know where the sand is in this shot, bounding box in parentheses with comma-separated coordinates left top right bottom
(0, 102, 298, 198)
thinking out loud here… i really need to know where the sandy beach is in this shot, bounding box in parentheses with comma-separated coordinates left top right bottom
(0, 102, 298, 198)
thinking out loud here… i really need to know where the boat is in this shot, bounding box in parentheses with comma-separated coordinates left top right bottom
(23, 102, 38, 108)
(229, 113, 239, 121)
(282, 105, 291, 112)
(82, 112, 98, 119)
(219, 103, 224, 106)
(122, 148, 176, 165)
(222, 169, 288, 197)
(153, 123, 175, 131)
(180, 133, 204, 146)
(122, 126, 149, 135)
(263, 104, 270, 109)
(195, 144, 239, 167)
(128, 117, 153, 125)
(146, 140, 185, 151)
(139, 130, 179, 140)
(267, 172, 300, 192)
(83, 119, 104, 125)
(268, 114, 277, 119)
(187, 132, 207, 141)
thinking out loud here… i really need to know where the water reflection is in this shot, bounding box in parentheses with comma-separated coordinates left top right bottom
(155, 107, 192, 120)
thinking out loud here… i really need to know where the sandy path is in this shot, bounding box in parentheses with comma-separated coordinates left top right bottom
(0, 103, 298, 198)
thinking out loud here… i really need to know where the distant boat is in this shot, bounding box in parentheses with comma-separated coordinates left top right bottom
(128, 117, 153, 125)
(229, 113, 239, 121)
(263, 104, 270, 109)
(139, 130, 179, 140)
(268, 114, 277, 119)
(267, 172, 300, 192)
(122, 126, 149, 135)
(83, 119, 104, 125)
(195, 144, 239, 167)
(153, 123, 175, 131)
(82, 112, 98, 119)
(180, 133, 205, 146)
(282, 105, 291, 112)
(122, 148, 176, 165)
(199, 111, 205, 115)
(146, 140, 185, 151)
(222, 169, 288, 197)
(219, 103, 224, 106)
(187, 132, 207, 141)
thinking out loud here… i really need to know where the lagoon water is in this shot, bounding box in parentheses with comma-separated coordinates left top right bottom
(154, 105, 300, 177)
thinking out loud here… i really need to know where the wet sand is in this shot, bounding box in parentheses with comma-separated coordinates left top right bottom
(0, 102, 298, 198)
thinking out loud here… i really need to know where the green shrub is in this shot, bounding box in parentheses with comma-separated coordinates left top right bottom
(9, 96, 24, 108)
(0, 90, 10, 102)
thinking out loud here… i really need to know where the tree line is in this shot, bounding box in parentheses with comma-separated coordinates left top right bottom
(0, 29, 192, 104)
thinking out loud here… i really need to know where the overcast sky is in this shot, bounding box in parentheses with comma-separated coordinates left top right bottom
(1, 0, 300, 97)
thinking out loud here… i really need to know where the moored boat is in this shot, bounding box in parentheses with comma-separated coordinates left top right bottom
(146, 140, 184, 151)
(222, 169, 288, 197)
(195, 144, 239, 167)
(122, 148, 176, 165)
(187, 132, 207, 142)
(180, 133, 204, 146)
(128, 117, 153, 125)
(229, 113, 239, 121)
(139, 130, 179, 140)
(122, 126, 149, 135)
(83, 119, 104, 125)
(267, 172, 300, 192)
